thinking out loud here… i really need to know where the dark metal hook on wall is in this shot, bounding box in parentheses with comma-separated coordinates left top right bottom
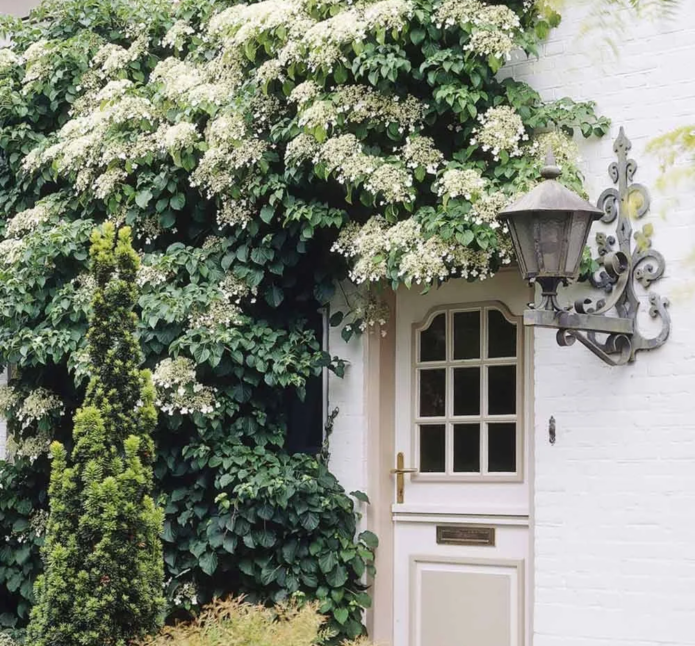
(549, 416, 556, 444)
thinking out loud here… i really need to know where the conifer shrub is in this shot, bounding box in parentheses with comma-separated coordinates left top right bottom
(26, 224, 165, 646)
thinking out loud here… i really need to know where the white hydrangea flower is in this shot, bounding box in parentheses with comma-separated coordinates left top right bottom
(285, 133, 320, 167)
(0, 238, 27, 265)
(436, 0, 520, 59)
(93, 168, 128, 200)
(333, 85, 424, 132)
(289, 81, 322, 106)
(0, 385, 18, 416)
(364, 163, 414, 205)
(436, 167, 487, 200)
(471, 105, 527, 160)
(152, 357, 219, 416)
(16, 388, 64, 429)
(159, 121, 199, 154)
(0, 48, 21, 74)
(5, 195, 62, 236)
(402, 136, 444, 174)
(217, 197, 254, 229)
(162, 20, 195, 50)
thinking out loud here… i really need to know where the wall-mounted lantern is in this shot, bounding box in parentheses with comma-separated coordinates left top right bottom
(498, 128, 670, 366)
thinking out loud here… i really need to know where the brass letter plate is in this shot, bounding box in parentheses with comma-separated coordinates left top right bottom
(436, 525, 495, 547)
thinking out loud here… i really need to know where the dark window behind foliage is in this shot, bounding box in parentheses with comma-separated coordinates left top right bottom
(286, 309, 325, 455)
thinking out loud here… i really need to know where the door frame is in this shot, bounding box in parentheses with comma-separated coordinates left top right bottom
(364, 272, 536, 645)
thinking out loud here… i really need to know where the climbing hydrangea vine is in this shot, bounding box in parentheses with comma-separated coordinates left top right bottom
(0, 0, 608, 639)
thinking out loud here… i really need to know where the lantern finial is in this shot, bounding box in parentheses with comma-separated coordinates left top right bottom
(540, 146, 561, 180)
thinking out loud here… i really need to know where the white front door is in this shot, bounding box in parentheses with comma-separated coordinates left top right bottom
(391, 272, 532, 646)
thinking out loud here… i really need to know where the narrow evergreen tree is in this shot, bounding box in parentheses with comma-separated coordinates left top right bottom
(27, 224, 165, 646)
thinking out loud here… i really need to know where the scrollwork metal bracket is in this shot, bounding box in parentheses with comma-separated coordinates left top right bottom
(524, 127, 671, 366)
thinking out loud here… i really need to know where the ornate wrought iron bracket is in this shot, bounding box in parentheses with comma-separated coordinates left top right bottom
(524, 128, 671, 366)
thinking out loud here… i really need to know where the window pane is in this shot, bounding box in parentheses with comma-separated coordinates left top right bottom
(453, 311, 480, 360)
(419, 424, 446, 473)
(419, 369, 446, 417)
(488, 365, 516, 415)
(453, 368, 480, 416)
(420, 313, 446, 362)
(488, 423, 516, 472)
(453, 424, 480, 473)
(488, 309, 517, 358)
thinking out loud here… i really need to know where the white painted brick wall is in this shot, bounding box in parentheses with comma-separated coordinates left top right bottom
(507, 2, 695, 645)
(327, 286, 369, 499)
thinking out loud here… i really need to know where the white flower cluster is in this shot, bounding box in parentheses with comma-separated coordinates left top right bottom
(0, 385, 18, 416)
(220, 274, 258, 305)
(352, 292, 391, 335)
(289, 81, 322, 106)
(332, 215, 500, 285)
(22, 39, 53, 86)
(0, 238, 27, 265)
(191, 137, 267, 197)
(189, 274, 256, 330)
(92, 35, 148, 77)
(72, 273, 97, 310)
(436, 167, 486, 200)
(157, 121, 199, 154)
(301, 0, 414, 71)
(172, 581, 199, 607)
(5, 196, 61, 237)
(94, 168, 128, 200)
(471, 105, 527, 160)
(137, 261, 169, 288)
(16, 388, 64, 430)
(468, 191, 510, 228)
(0, 48, 21, 74)
(189, 298, 243, 329)
(162, 20, 195, 50)
(7, 432, 51, 463)
(364, 163, 414, 205)
(151, 58, 235, 109)
(333, 85, 424, 133)
(24, 95, 158, 186)
(284, 133, 321, 167)
(208, 0, 305, 47)
(297, 100, 339, 131)
(318, 134, 377, 184)
(30, 509, 49, 538)
(436, 0, 520, 59)
(218, 197, 255, 229)
(402, 136, 444, 174)
(152, 357, 219, 416)
(93, 79, 134, 104)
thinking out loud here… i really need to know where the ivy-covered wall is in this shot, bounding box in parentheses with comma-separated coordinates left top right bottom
(0, 0, 609, 639)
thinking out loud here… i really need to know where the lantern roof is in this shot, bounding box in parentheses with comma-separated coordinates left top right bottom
(498, 156, 604, 220)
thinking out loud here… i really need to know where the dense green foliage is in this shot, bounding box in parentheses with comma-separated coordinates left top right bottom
(27, 224, 165, 645)
(0, 0, 608, 639)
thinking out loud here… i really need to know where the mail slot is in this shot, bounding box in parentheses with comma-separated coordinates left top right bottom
(436, 525, 496, 547)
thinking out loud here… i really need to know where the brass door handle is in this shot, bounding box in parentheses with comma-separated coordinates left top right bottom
(391, 452, 417, 504)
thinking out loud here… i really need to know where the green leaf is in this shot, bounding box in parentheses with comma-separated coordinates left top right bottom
(170, 193, 186, 210)
(350, 490, 370, 504)
(264, 285, 284, 308)
(334, 607, 349, 625)
(319, 551, 337, 573)
(135, 190, 153, 208)
(359, 530, 379, 549)
(199, 550, 218, 576)
(260, 205, 275, 223)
